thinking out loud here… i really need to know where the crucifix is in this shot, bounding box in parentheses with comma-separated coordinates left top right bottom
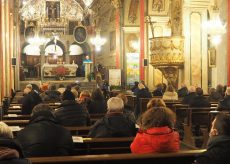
(145, 16, 157, 38)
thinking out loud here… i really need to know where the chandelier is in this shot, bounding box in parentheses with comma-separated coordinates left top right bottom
(203, 1, 226, 45)
(90, 29, 106, 51)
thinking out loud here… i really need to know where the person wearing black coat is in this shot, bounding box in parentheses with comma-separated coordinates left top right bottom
(16, 104, 73, 157)
(54, 89, 91, 126)
(88, 97, 137, 138)
(0, 122, 30, 164)
(135, 83, 152, 119)
(86, 88, 106, 114)
(182, 85, 197, 104)
(218, 87, 230, 111)
(177, 84, 188, 98)
(21, 85, 42, 115)
(189, 87, 211, 107)
(195, 114, 230, 164)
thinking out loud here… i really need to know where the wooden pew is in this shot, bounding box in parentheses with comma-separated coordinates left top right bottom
(73, 137, 134, 155)
(28, 149, 205, 164)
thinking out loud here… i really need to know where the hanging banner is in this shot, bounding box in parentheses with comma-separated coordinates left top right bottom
(109, 69, 121, 86)
(126, 53, 140, 84)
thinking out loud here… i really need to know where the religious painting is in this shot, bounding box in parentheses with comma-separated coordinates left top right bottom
(24, 26, 35, 40)
(73, 26, 87, 44)
(126, 53, 140, 84)
(46, 1, 60, 19)
(208, 48, 216, 67)
(148, 0, 170, 16)
(110, 31, 116, 51)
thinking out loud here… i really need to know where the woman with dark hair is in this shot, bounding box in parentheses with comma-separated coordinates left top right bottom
(130, 107, 180, 154)
(87, 88, 106, 114)
(195, 113, 230, 164)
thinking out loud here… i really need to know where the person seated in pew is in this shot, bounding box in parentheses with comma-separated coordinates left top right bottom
(21, 84, 42, 115)
(189, 87, 211, 107)
(88, 97, 137, 138)
(54, 88, 91, 127)
(134, 82, 152, 119)
(130, 107, 180, 154)
(182, 85, 197, 104)
(116, 93, 135, 122)
(217, 87, 230, 111)
(43, 85, 61, 102)
(162, 84, 178, 101)
(152, 83, 164, 97)
(0, 122, 30, 164)
(87, 88, 106, 114)
(177, 83, 188, 98)
(208, 87, 223, 102)
(195, 113, 230, 164)
(16, 104, 73, 157)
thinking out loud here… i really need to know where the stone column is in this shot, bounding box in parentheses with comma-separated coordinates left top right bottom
(84, 62, 92, 81)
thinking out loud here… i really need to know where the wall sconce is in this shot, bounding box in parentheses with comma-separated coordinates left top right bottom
(90, 29, 106, 51)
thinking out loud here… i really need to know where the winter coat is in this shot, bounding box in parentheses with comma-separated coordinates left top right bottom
(0, 138, 30, 164)
(21, 90, 42, 115)
(54, 100, 91, 126)
(195, 135, 230, 164)
(218, 95, 230, 111)
(16, 111, 73, 157)
(182, 92, 197, 104)
(189, 96, 211, 108)
(130, 126, 180, 154)
(88, 112, 137, 138)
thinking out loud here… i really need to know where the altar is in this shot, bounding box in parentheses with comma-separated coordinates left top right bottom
(42, 63, 78, 79)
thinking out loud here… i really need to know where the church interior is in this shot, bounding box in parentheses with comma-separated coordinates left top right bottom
(0, 0, 230, 163)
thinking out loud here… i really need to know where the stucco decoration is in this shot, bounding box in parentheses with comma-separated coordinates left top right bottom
(171, 0, 182, 36)
(148, 0, 170, 16)
(128, 0, 139, 24)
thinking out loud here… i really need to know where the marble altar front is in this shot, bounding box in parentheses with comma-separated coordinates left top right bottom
(42, 63, 78, 79)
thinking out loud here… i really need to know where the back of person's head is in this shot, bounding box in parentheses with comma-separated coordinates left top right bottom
(40, 83, 49, 92)
(65, 85, 72, 91)
(138, 83, 145, 90)
(216, 84, 224, 94)
(31, 104, 53, 116)
(156, 83, 163, 89)
(212, 114, 230, 136)
(225, 87, 230, 96)
(62, 90, 75, 101)
(107, 97, 124, 112)
(209, 88, 216, 95)
(166, 85, 175, 92)
(188, 85, 196, 93)
(0, 122, 13, 138)
(196, 87, 203, 96)
(26, 84, 32, 90)
(49, 85, 56, 91)
(79, 90, 91, 101)
(134, 81, 139, 86)
(180, 83, 187, 88)
(91, 88, 104, 100)
(116, 93, 128, 105)
(71, 88, 78, 98)
(23, 87, 31, 95)
(147, 98, 166, 110)
(140, 107, 176, 131)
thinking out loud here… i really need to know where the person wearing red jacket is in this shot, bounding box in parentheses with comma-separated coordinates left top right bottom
(130, 107, 180, 153)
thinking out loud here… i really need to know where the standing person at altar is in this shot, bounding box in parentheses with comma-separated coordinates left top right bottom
(82, 55, 92, 78)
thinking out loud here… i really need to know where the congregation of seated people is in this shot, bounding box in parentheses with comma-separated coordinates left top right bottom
(3, 81, 230, 164)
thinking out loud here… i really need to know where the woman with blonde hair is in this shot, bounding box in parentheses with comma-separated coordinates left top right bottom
(0, 122, 30, 163)
(130, 107, 179, 154)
